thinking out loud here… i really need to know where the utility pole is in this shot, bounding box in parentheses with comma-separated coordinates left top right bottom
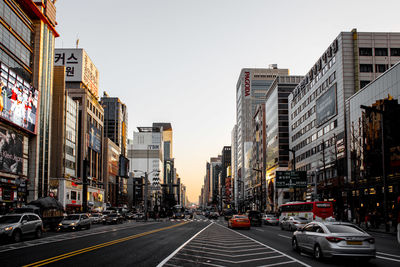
(144, 173, 148, 221)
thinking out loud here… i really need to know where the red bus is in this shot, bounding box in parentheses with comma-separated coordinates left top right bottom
(278, 201, 334, 222)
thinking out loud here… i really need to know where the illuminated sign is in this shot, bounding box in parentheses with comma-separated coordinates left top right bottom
(244, 71, 250, 97)
(0, 62, 39, 134)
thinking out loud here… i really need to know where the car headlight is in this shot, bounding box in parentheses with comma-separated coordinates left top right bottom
(4, 226, 13, 231)
(59, 223, 62, 226)
(70, 223, 76, 226)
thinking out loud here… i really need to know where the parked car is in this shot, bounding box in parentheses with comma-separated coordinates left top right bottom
(228, 215, 250, 229)
(125, 212, 135, 220)
(292, 222, 376, 261)
(58, 214, 91, 231)
(134, 213, 145, 220)
(280, 216, 308, 231)
(247, 210, 262, 226)
(0, 213, 43, 242)
(263, 214, 279, 226)
(89, 213, 102, 224)
(103, 213, 123, 224)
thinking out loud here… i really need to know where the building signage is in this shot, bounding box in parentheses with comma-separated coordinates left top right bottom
(0, 127, 23, 174)
(316, 84, 337, 126)
(0, 62, 39, 133)
(89, 123, 101, 153)
(244, 71, 250, 97)
(148, 145, 159, 150)
(276, 171, 307, 188)
(54, 49, 99, 98)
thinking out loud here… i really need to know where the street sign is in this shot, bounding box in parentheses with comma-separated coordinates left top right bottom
(276, 171, 307, 188)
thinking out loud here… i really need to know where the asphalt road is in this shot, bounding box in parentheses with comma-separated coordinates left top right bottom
(0, 214, 399, 267)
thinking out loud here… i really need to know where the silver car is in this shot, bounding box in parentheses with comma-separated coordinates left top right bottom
(263, 214, 279, 225)
(58, 214, 91, 231)
(0, 213, 43, 242)
(292, 222, 376, 261)
(280, 216, 308, 231)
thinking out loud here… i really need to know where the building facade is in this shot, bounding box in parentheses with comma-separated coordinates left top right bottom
(346, 62, 400, 227)
(54, 48, 105, 211)
(288, 30, 400, 217)
(235, 65, 289, 211)
(0, 0, 58, 213)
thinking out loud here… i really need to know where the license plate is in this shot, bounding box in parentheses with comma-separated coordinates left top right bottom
(347, 241, 362, 245)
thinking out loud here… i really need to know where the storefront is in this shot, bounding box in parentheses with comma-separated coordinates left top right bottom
(87, 186, 105, 212)
(49, 178, 83, 213)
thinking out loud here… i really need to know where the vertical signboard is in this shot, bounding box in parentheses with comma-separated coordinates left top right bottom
(54, 49, 99, 98)
(244, 71, 251, 98)
(316, 84, 337, 126)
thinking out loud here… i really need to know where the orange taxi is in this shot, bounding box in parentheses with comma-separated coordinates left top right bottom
(228, 215, 251, 229)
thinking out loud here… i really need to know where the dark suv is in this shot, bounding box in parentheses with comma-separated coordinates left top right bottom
(247, 210, 262, 226)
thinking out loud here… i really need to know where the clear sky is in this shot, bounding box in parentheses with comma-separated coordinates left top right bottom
(54, 0, 400, 203)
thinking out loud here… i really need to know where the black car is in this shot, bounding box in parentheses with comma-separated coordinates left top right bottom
(247, 210, 262, 226)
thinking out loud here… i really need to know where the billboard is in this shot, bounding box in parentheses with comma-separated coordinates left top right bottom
(89, 123, 101, 153)
(316, 84, 337, 126)
(0, 127, 23, 174)
(0, 62, 39, 133)
(54, 49, 99, 98)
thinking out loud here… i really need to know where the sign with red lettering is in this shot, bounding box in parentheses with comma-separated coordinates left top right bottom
(244, 71, 250, 97)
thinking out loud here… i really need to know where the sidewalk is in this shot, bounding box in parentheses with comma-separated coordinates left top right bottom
(359, 222, 397, 236)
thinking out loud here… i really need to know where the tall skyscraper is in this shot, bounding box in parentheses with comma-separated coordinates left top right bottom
(101, 93, 128, 157)
(235, 65, 289, 210)
(0, 0, 59, 212)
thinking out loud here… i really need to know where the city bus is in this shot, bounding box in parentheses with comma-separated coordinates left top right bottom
(278, 201, 334, 222)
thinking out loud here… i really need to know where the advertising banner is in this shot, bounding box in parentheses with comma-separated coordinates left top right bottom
(54, 49, 99, 98)
(89, 123, 101, 153)
(0, 127, 23, 174)
(0, 62, 39, 133)
(276, 171, 307, 188)
(316, 84, 337, 126)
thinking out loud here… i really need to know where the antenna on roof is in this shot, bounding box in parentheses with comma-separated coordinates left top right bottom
(76, 35, 79, 48)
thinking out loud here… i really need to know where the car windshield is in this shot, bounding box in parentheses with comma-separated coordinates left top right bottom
(0, 215, 21, 223)
(326, 224, 365, 234)
(65, 215, 80, 220)
(234, 215, 247, 219)
(266, 215, 277, 218)
(294, 217, 307, 221)
(109, 214, 117, 217)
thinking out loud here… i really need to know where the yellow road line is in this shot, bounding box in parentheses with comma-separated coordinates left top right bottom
(23, 222, 188, 267)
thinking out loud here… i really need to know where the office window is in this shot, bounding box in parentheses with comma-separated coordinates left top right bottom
(375, 48, 388, 56)
(391, 48, 400, 56)
(359, 48, 372, 56)
(375, 64, 388, 73)
(360, 64, 373, 73)
(360, 80, 370, 89)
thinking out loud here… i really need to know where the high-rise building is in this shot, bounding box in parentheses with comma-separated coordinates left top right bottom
(209, 156, 221, 205)
(100, 93, 128, 157)
(235, 65, 289, 211)
(220, 146, 231, 209)
(288, 30, 400, 208)
(231, 125, 238, 209)
(264, 75, 303, 211)
(128, 126, 163, 211)
(0, 0, 59, 213)
(48, 66, 80, 212)
(54, 48, 105, 211)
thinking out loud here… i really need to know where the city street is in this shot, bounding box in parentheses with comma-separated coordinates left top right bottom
(1, 214, 399, 266)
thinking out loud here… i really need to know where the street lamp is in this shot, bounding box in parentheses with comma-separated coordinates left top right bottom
(133, 169, 160, 221)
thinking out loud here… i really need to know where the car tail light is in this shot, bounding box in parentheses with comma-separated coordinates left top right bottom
(366, 238, 375, 244)
(326, 237, 344, 243)
(266, 218, 270, 220)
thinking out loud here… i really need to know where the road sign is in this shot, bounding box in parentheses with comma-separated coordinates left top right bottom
(276, 171, 307, 188)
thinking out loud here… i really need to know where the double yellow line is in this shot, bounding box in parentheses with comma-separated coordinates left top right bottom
(23, 222, 188, 267)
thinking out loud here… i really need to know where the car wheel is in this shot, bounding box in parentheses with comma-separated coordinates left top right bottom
(289, 225, 293, 231)
(13, 230, 22, 243)
(280, 224, 284, 230)
(292, 237, 300, 252)
(314, 244, 323, 260)
(87, 224, 91, 229)
(76, 225, 81, 231)
(35, 227, 42, 239)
